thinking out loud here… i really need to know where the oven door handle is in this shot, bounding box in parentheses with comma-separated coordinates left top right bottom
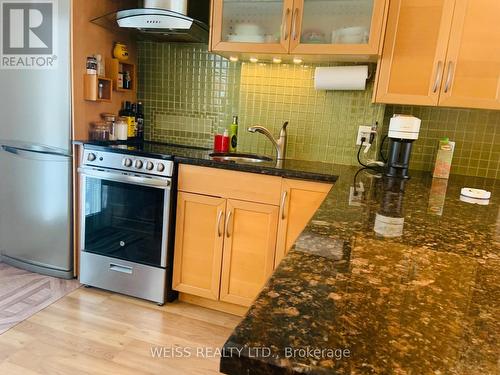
(78, 167, 171, 189)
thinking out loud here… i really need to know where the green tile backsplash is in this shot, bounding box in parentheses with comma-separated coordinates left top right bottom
(383, 106, 499, 179)
(137, 43, 241, 147)
(236, 63, 384, 165)
(138, 42, 499, 178)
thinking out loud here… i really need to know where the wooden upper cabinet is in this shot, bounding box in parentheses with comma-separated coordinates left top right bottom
(220, 199, 279, 307)
(172, 192, 226, 300)
(375, 0, 456, 106)
(211, 0, 294, 54)
(209, 0, 387, 59)
(438, 0, 500, 110)
(275, 179, 332, 268)
(289, 0, 387, 56)
(376, 0, 500, 110)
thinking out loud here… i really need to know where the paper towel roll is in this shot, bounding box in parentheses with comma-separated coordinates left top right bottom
(314, 65, 368, 90)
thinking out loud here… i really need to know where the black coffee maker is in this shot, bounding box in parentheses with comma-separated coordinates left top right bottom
(385, 115, 421, 179)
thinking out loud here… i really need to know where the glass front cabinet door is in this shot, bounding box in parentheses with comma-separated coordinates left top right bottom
(210, 0, 387, 57)
(211, 0, 294, 54)
(289, 0, 386, 55)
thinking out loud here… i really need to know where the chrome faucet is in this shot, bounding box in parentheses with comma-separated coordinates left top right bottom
(248, 121, 289, 160)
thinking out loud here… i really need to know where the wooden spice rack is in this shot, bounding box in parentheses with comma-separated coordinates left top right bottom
(105, 58, 136, 92)
(83, 75, 112, 102)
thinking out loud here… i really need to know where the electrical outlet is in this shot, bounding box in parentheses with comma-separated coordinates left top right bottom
(356, 125, 372, 145)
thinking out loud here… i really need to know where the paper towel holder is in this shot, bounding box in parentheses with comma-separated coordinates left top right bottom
(366, 65, 375, 81)
(314, 65, 372, 91)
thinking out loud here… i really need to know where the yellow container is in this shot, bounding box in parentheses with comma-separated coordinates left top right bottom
(113, 42, 129, 62)
(126, 116, 136, 138)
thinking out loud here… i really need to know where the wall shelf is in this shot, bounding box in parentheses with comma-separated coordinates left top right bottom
(105, 58, 136, 92)
(83, 75, 112, 102)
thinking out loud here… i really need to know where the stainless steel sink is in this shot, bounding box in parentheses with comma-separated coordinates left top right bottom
(209, 152, 273, 163)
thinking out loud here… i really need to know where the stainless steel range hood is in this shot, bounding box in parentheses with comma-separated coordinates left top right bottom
(91, 1, 210, 43)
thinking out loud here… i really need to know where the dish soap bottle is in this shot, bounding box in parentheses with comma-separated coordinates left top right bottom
(229, 115, 238, 153)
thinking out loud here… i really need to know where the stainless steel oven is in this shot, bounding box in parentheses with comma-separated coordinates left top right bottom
(78, 148, 174, 304)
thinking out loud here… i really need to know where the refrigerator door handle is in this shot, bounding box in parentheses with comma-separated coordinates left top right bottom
(1, 144, 71, 161)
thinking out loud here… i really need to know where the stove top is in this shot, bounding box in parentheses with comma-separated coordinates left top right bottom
(82, 143, 176, 177)
(83, 140, 211, 160)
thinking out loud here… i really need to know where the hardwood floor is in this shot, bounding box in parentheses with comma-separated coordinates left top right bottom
(0, 287, 242, 375)
(0, 263, 80, 334)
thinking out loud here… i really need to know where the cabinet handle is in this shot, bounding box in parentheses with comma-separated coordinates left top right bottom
(444, 61, 454, 93)
(432, 61, 443, 93)
(225, 210, 232, 238)
(291, 8, 299, 41)
(282, 8, 291, 41)
(216, 210, 224, 237)
(280, 191, 288, 220)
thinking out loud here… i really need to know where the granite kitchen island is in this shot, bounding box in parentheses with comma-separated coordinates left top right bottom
(75, 141, 498, 374)
(220, 167, 499, 375)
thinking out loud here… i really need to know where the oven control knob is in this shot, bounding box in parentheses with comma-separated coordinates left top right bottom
(145, 161, 154, 171)
(135, 160, 143, 169)
(123, 158, 133, 167)
(87, 153, 96, 162)
(157, 163, 165, 172)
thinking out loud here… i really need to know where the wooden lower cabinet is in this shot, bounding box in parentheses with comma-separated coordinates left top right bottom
(172, 192, 226, 300)
(220, 199, 279, 307)
(275, 179, 332, 267)
(173, 166, 334, 314)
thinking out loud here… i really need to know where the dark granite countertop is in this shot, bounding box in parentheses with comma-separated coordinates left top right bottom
(74, 140, 339, 183)
(220, 167, 500, 375)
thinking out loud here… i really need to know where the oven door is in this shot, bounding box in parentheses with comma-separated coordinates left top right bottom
(79, 167, 171, 268)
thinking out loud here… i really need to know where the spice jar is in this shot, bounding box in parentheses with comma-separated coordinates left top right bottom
(89, 121, 111, 141)
(101, 113, 116, 140)
(114, 117, 128, 141)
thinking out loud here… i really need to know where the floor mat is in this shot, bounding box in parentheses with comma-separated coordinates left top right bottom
(0, 262, 80, 334)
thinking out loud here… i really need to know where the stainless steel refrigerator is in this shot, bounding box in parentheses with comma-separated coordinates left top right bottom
(0, 0, 73, 278)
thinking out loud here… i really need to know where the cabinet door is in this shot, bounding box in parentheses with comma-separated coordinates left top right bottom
(375, 0, 456, 105)
(220, 199, 279, 307)
(275, 179, 332, 267)
(172, 192, 226, 300)
(289, 0, 387, 56)
(438, 0, 500, 110)
(211, 0, 294, 54)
